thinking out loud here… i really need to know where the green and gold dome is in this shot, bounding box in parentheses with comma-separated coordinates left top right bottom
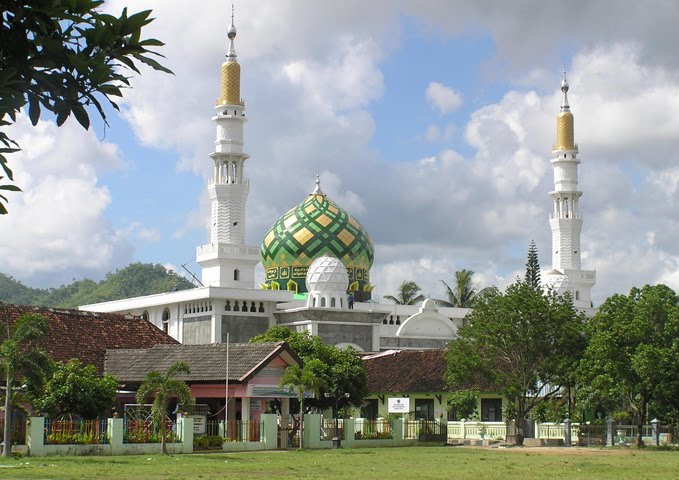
(261, 178, 374, 299)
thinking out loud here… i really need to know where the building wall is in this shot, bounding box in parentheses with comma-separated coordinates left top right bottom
(317, 323, 373, 351)
(221, 315, 269, 343)
(182, 315, 212, 344)
(380, 337, 449, 349)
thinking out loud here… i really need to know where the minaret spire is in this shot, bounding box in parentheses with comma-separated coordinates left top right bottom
(560, 64, 570, 111)
(546, 66, 596, 310)
(197, 7, 259, 288)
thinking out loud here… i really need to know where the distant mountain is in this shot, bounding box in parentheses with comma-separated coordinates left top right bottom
(0, 263, 195, 308)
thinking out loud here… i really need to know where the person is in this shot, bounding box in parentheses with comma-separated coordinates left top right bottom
(348, 292, 355, 309)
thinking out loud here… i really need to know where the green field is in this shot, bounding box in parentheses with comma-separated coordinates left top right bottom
(0, 446, 677, 480)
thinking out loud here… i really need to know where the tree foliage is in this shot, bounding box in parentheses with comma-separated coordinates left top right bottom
(383, 280, 425, 305)
(0, 262, 194, 307)
(136, 361, 193, 455)
(0, 310, 50, 456)
(437, 269, 492, 308)
(279, 359, 326, 450)
(0, 0, 171, 213)
(525, 240, 541, 290)
(578, 284, 679, 446)
(250, 327, 368, 413)
(33, 359, 117, 419)
(446, 280, 586, 445)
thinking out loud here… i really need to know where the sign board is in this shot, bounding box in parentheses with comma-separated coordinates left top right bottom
(191, 415, 206, 434)
(388, 397, 410, 414)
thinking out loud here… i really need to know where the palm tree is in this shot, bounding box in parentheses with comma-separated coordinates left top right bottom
(383, 280, 425, 305)
(279, 359, 325, 450)
(0, 311, 50, 457)
(437, 269, 492, 308)
(136, 361, 193, 454)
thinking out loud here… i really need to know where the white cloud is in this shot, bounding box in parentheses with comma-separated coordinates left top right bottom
(426, 82, 462, 114)
(0, 115, 134, 287)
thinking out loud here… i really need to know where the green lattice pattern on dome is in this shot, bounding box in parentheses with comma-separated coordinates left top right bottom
(261, 193, 374, 295)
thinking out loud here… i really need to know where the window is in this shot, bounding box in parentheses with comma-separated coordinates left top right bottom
(575, 290, 580, 300)
(415, 399, 434, 421)
(234, 269, 240, 281)
(330, 298, 336, 307)
(481, 398, 502, 422)
(321, 298, 326, 307)
(361, 399, 379, 420)
(141, 311, 149, 321)
(161, 308, 170, 335)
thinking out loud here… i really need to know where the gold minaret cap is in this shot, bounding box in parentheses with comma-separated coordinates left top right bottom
(555, 65, 575, 151)
(217, 5, 243, 106)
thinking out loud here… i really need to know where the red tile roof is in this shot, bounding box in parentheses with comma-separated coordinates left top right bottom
(0, 304, 178, 375)
(363, 350, 449, 393)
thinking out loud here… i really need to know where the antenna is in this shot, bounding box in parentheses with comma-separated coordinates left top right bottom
(181, 263, 205, 287)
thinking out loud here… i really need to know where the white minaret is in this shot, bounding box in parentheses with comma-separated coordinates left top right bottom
(545, 67, 596, 309)
(196, 8, 260, 288)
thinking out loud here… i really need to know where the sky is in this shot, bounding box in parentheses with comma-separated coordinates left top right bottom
(2, 0, 679, 305)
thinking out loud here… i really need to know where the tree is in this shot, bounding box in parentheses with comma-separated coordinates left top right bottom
(0, 0, 171, 214)
(0, 310, 50, 456)
(436, 269, 491, 308)
(33, 359, 117, 419)
(136, 361, 193, 455)
(525, 240, 541, 290)
(383, 280, 425, 305)
(279, 359, 326, 450)
(446, 280, 586, 445)
(578, 284, 679, 447)
(250, 327, 368, 413)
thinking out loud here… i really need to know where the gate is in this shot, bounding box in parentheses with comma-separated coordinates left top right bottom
(277, 414, 300, 449)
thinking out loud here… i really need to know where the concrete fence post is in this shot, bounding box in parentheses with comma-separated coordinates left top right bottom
(606, 418, 615, 447)
(651, 418, 660, 446)
(109, 417, 124, 455)
(180, 417, 194, 453)
(26, 417, 45, 457)
(260, 414, 278, 449)
(461, 419, 466, 439)
(564, 418, 572, 446)
(535, 421, 541, 440)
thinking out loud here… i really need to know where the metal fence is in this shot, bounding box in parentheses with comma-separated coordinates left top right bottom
(404, 420, 447, 441)
(0, 416, 27, 445)
(44, 418, 109, 445)
(224, 420, 263, 442)
(205, 419, 222, 437)
(354, 419, 392, 440)
(123, 418, 180, 444)
(320, 418, 344, 441)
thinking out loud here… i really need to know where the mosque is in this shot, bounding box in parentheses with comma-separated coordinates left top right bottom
(81, 14, 596, 350)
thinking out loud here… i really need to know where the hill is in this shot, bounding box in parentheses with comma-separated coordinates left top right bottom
(0, 263, 195, 308)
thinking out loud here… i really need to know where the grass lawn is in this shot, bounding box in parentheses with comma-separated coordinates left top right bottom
(0, 446, 677, 480)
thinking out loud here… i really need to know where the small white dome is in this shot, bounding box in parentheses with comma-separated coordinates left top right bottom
(422, 299, 436, 310)
(306, 255, 349, 294)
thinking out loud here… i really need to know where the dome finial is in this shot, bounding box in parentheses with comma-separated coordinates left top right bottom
(312, 174, 324, 195)
(560, 64, 570, 112)
(226, 4, 237, 62)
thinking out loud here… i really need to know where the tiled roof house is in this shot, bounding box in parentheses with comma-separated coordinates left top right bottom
(0, 303, 178, 374)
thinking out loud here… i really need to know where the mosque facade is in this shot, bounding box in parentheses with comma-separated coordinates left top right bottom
(81, 15, 595, 349)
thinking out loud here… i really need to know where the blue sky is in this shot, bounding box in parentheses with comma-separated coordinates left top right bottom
(3, 0, 679, 304)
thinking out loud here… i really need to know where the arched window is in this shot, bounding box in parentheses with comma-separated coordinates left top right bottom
(575, 290, 580, 301)
(141, 311, 149, 321)
(162, 308, 170, 335)
(321, 298, 326, 307)
(313, 297, 317, 307)
(330, 298, 336, 307)
(234, 269, 240, 281)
